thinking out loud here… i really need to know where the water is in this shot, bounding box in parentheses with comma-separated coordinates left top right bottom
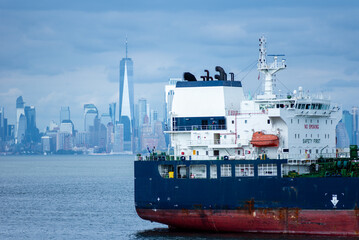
(0, 155, 355, 240)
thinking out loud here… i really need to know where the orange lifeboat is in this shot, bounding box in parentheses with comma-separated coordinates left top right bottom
(250, 131, 279, 147)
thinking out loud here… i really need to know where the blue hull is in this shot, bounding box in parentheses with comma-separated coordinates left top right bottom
(135, 160, 359, 210)
(134, 159, 359, 235)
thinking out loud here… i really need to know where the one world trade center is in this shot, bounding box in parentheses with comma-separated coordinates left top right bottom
(119, 40, 134, 152)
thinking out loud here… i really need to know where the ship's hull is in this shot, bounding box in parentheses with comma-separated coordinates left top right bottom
(135, 160, 359, 236)
(136, 209, 359, 235)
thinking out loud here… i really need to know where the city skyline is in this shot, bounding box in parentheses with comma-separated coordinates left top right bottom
(0, 1, 359, 131)
(1, 82, 358, 153)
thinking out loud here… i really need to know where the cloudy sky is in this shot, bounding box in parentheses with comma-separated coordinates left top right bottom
(0, 0, 358, 131)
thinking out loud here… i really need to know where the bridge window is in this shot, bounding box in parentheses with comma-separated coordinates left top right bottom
(235, 164, 254, 177)
(172, 116, 226, 131)
(220, 164, 232, 177)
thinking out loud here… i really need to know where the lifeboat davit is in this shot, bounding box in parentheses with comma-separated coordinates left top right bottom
(250, 131, 279, 147)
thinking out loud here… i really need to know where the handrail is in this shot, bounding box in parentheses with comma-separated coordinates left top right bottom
(172, 124, 226, 131)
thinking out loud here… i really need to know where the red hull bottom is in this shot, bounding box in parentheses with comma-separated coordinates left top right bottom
(136, 208, 359, 236)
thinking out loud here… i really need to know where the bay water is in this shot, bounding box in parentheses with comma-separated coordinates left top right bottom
(0, 155, 354, 240)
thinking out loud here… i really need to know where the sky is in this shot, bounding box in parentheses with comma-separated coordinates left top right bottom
(0, 0, 359, 131)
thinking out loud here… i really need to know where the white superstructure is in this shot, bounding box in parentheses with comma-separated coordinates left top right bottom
(166, 37, 342, 174)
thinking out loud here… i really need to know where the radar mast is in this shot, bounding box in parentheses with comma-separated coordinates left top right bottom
(257, 36, 286, 99)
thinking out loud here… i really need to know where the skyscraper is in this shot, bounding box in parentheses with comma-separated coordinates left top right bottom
(15, 96, 26, 144)
(138, 98, 147, 127)
(84, 104, 98, 147)
(25, 106, 39, 143)
(109, 102, 116, 127)
(84, 104, 98, 132)
(60, 106, 70, 123)
(0, 107, 9, 142)
(0, 107, 4, 141)
(353, 107, 358, 145)
(119, 39, 134, 152)
(336, 121, 350, 148)
(342, 110, 353, 145)
(14, 96, 40, 144)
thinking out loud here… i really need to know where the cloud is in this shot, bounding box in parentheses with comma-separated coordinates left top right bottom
(0, 1, 359, 130)
(0, 88, 23, 98)
(324, 79, 359, 88)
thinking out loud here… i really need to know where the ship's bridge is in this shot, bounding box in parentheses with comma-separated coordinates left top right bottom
(294, 99, 336, 116)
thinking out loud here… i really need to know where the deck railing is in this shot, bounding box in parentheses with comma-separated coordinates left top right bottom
(172, 124, 226, 131)
(135, 152, 351, 162)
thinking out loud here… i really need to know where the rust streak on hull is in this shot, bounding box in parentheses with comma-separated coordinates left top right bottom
(136, 208, 359, 236)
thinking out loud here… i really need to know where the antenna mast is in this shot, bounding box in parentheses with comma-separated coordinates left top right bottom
(257, 36, 286, 99)
(125, 35, 128, 58)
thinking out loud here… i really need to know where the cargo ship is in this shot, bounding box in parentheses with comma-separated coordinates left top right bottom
(134, 37, 359, 236)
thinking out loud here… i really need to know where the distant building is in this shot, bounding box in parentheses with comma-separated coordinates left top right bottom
(41, 135, 52, 152)
(24, 106, 39, 143)
(56, 119, 74, 151)
(336, 122, 350, 148)
(119, 40, 134, 152)
(353, 107, 358, 145)
(164, 78, 180, 147)
(60, 106, 70, 123)
(98, 123, 107, 151)
(106, 122, 114, 152)
(75, 131, 87, 147)
(342, 108, 359, 146)
(100, 113, 112, 127)
(109, 103, 116, 127)
(59, 120, 74, 135)
(14, 96, 40, 144)
(0, 107, 8, 141)
(49, 120, 59, 131)
(140, 118, 155, 151)
(113, 123, 124, 152)
(152, 111, 158, 123)
(46, 131, 57, 151)
(139, 115, 166, 152)
(154, 121, 166, 150)
(7, 124, 14, 141)
(15, 96, 26, 143)
(56, 132, 73, 151)
(84, 104, 98, 132)
(138, 98, 147, 127)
